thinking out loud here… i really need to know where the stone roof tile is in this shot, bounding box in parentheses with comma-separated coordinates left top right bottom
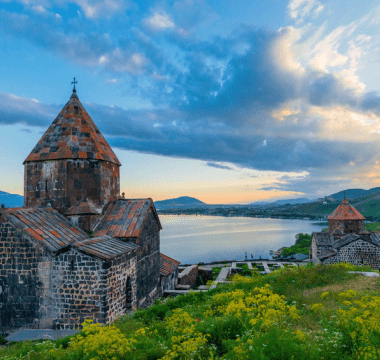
(92, 198, 161, 238)
(24, 92, 120, 166)
(1, 207, 88, 252)
(328, 198, 365, 220)
(74, 236, 139, 260)
(160, 253, 180, 276)
(64, 197, 102, 216)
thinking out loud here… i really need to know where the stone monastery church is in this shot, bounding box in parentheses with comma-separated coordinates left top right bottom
(311, 196, 380, 269)
(0, 87, 180, 334)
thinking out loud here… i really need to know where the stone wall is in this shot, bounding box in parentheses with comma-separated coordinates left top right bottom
(328, 219, 365, 235)
(24, 160, 66, 210)
(311, 235, 337, 264)
(24, 159, 119, 214)
(0, 220, 47, 335)
(66, 214, 100, 234)
(51, 249, 107, 330)
(323, 240, 380, 270)
(198, 267, 213, 283)
(105, 250, 138, 323)
(160, 269, 178, 293)
(135, 210, 160, 308)
(178, 265, 198, 289)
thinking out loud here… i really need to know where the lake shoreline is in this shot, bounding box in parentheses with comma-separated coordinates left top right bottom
(159, 215, 325, 264)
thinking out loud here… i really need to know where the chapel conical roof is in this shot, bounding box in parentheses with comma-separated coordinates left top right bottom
(24, 91, 121, 165)
(327, 197, 365, 220)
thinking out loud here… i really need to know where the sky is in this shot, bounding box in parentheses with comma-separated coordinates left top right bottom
(2, 0, 380, 204)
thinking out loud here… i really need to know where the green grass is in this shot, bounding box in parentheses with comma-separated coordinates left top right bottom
(365, 222, 380, 231)
(213, 267, 222, 280)
(236, 263, 252, 276)
(1, 264, 380, 359)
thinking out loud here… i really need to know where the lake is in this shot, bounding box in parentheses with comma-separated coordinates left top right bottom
(159, 215, 325, 264)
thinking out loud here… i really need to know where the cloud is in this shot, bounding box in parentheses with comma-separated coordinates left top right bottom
(0, 92, 57, 127)
(144, 11, 175, 31)
(3, 1, 380, 197)
(73, 0, 130, 19)
(0, 9, 151, 75)
(206, 162, 234, 170)
(288, 0, 324, 21)
(172, 0, 217, 30)
(4, 0, 131, 19)
(2, 15, 380, 182)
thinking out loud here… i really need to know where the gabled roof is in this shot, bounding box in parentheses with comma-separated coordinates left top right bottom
(64, 197, 102, 216)
(328, 198, 365, 220)
(74, 236, 139, 260)
(160, 253, 180, 276)
(24, 91, 120, 166)
(315, 231, 380, 260)
(92, 199, 162, 238)
(333, 232, 380, 249)
(288, 253, 309, 261)
(1, 207, 87, 252)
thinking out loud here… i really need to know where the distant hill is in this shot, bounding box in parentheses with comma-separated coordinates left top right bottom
(0, 191, 23, 208)
(291, 187, 380, 220)
(154, 196, 206, 209)
(250, 198, 313, 206)
(328, 187, 380, 201)
(272, 198, 313, 205)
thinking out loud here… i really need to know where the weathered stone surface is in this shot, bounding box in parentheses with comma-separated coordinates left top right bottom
(6, 329, 77, 342)
(198, 267, 213, 282)
(24, 159, 120, 220)
(0, 90, 179, 336)
(215, 267, 230, 283)
(135, 210, 161, 308)
(175, 284, 191, 290)
(178, 265, 198, 289)
(348, 271, 380, 277)
(0, 221, 45, 334)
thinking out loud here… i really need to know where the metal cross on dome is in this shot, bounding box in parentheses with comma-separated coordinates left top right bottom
(71, 77, 78, 92)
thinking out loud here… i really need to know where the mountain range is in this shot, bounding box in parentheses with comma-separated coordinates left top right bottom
(249, 198, 314, 206)
(154, 196, 206, 209)
(328, 187, 380, 200)
(3, 186, 380, 215)
(0, 191, 23, 208)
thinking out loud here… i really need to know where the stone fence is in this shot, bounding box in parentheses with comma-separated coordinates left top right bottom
(177, 265, 198, 289)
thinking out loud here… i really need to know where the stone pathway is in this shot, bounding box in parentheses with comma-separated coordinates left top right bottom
(215, 267, 231, 283)
(6, 329, 77, 342)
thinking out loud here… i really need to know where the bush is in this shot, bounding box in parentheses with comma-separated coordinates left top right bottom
(281, 233, 311, 257)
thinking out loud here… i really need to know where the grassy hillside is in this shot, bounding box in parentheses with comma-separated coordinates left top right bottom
(290, 191, 380, 220)
(1, 264, 379, 360)
(329, 187, 380, 201)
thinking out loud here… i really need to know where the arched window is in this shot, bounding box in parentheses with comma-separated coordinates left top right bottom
(126, 277, 132, 311)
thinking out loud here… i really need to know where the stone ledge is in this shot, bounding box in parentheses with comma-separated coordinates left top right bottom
(163, 289, 208, 297)
(348, 271, 380, 277)
(6, 329, 77, 342)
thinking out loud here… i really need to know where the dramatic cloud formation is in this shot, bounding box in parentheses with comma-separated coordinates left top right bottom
(2, 0, 380, 199)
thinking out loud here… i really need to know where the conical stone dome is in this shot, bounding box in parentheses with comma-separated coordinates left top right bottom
(24, 90, 121, 215)
(328, 198, 365, 221)
(24, 91, 120, 166)
(328, 197, 365, 235)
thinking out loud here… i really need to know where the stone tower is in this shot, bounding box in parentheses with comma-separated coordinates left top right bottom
(23, 88, 121, 228)
(327, 196, 365, 236)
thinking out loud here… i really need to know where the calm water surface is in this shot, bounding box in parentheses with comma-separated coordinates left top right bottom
(159, 215, 325, 264)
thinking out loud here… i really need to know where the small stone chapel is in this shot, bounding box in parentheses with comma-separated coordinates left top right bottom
(0, 85, 180, 334)
(311, 196, 380, 269)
